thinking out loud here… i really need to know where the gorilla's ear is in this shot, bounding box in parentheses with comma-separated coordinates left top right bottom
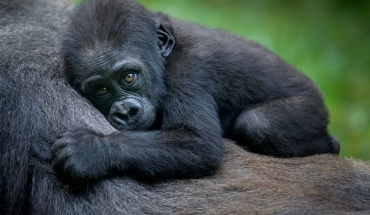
(157, 24, 175, 58)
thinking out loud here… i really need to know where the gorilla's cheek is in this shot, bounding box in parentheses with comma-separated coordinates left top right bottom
(107, 97, 156, 131)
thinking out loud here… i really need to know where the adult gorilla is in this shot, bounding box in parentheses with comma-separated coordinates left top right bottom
(54, 0, 339, 183)
(1, 0, 370, 214)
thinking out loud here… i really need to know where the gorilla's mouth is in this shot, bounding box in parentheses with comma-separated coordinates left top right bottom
(112, 110, 141, 127)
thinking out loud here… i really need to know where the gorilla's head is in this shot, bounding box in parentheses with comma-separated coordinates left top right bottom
(61, 0, 175, 130)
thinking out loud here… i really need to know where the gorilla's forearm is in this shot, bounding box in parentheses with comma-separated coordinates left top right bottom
(52, 128, 223, 183)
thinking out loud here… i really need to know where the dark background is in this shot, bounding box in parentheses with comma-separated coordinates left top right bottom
(75, 0, 370, 161)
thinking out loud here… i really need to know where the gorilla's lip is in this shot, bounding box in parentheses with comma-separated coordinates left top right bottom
(109, 113, 151, 131)
(111, 115, 129, 127)
(110, 114, 139, 128)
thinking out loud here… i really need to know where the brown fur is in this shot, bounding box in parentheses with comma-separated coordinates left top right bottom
(153, 140, 370, 214)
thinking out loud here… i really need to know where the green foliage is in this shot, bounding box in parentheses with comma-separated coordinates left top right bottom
(74, 0, 370, 161)
(75, 0, 85, 5)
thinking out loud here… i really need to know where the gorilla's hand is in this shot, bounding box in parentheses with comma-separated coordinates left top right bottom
(51, 130, 111, 184)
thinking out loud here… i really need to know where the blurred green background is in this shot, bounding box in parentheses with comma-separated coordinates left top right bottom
(75, 0, 369, 161)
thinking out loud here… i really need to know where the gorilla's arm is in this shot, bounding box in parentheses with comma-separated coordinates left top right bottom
(52, 90, 223, 182)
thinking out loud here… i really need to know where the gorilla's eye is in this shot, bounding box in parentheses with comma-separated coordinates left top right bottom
(94, 87, 109, 97)
(122, 72, 136, 84)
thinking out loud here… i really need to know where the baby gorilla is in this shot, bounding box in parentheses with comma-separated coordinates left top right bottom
(52, 0, 339, 184)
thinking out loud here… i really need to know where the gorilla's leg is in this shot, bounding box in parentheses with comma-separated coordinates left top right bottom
(232, 96, 339, 157)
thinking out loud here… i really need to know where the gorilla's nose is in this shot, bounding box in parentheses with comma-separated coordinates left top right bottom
(111, 98, 142, 125)
(115, 104, 139, 120)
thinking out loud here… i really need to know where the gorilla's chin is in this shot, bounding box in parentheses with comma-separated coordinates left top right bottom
(108, 115, 155, 131)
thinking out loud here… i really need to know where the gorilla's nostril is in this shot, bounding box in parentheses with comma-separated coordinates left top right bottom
(115, 112, 129, 121)
(115, 106, 139, 122)
(128, 107, 138, 117)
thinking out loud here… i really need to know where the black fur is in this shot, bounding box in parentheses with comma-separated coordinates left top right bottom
(54, 0, 340, 184)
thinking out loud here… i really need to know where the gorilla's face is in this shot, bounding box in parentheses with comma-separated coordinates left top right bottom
(78, 59, 157, 131)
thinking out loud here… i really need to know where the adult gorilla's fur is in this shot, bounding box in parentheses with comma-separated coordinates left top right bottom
(0, 0, 369, 214)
